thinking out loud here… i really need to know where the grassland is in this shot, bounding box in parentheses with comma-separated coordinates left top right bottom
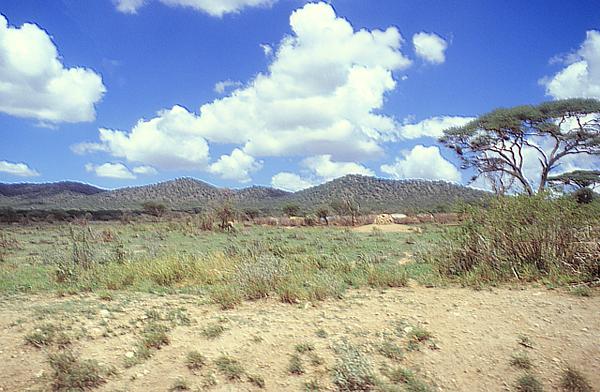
(0, 220, 597, 391)
(0, 221, 440, 296)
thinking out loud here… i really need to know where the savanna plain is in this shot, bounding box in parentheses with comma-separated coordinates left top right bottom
(0, 197, 598, 392)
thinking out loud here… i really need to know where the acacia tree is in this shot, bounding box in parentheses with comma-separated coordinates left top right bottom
(440, 99, 600, 195)
(547, 170, 600, 190)
(316, 206, 330, 225)
(549, 170, 600, 204)
(331, 196, 360, 226)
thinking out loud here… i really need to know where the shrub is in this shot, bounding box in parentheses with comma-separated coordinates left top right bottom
(197, 213, 214, 231)
(382, 367, 432, 391)
(141, 322, 170, 349)
(569, 286, 592, 297)
(332, 341, 376, 391)
(510, 352, 533, 370)
(25, 324, 71, 348)
(560, 367, 593, 392)
(425, 195, 600, 284)
(235, 255, 289, 300)
(515, 374, 543, 392)
(573, 188, 594, 204)
(142, 201, 167, 217)
(248, 373, 265, 388)
(288, 354, 305, 375)
(201, 322, 226, 339)
(186, 350, 207, 370)
(215, 356, 245, 381)
(48, 351, 111, 391)
(295, 342, 315, 353)
(210, 285, 242, 310)
(378, 340, 403, 361)
(283, 204, 302, 217)
(169, 377, 190, 391)
(305, 272, 346, 301)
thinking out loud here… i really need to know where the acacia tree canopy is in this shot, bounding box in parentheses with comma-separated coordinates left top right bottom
(440, 98, 600, 195)
(547, 170, 600, 189)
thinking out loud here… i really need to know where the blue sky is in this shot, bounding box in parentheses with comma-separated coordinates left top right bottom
(1, 0, 599, 191)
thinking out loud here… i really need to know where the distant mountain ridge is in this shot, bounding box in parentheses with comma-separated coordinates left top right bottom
(0, 175, 487, 213)
(0, 181, 105, 198)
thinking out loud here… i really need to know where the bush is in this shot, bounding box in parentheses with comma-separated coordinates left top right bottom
(515, 374, 543, 392)
(48, 351, 111, 391)
(235, 255, 289, 300)
(215, 356, 245, 381)
(210, 285, 242, 310)
(142, 201, 168, 217)
(560, 367, 593, 392)
(425, 194, 600, 284)
(283, 204, 302, 217)
(186, 350, 207, 370)
(573, 188, 594, 204)
(332, 341, 376, 391)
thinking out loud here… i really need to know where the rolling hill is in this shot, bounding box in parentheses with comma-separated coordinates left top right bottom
(0, 175, 487, 214)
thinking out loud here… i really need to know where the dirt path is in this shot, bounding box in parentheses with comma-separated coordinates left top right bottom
(0, 287, 597, 391)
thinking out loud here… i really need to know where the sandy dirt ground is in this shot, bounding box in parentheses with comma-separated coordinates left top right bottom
(352, 224, 419, 233)
(0, 286, 598, 392)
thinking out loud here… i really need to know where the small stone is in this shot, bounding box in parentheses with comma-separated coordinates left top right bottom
(35, 370, 44, 378)
(100, 309, 110, 318)
(125, 351, 135, 359)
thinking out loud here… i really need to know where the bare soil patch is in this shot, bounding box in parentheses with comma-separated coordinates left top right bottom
(0, 286, 597, 391)
(352, 223, 420, 233)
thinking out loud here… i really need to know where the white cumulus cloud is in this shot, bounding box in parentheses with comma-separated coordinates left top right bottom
(77, 105, 210, 170)
(412, 32, 448, 64)
(301, 154, 373, 181)
(381, 145, 461, 182)
(114, 0, 277, 16)
(188, 1, 411, 160)
(0, 160, 40, 177)
(85, 163, 136, 179)
(271, 155, 373, 191)
(0, 15, 105, 123)
(79, 2, 412, 183)
(543, 30, 600, 99)
(271, 172, 314, 192)
(208, 148, 262, 182)
(214, 80, 242, 94)
(132, 165, 158, 175)
(399, 115, 474, 139)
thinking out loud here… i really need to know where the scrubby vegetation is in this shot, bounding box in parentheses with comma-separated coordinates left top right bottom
(48, 351, 114, 391)
(0, 223, 425, 305)
(423, 194, 600, 285)
(0, 191, 597, 391)
(332, 340, 376, 391)
(560, 367, 593, 392)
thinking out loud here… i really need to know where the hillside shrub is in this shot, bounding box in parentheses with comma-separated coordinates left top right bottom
(573, 188, 594, 204)
(424, 194, 600, 284)
(142, 201, 168, 217)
